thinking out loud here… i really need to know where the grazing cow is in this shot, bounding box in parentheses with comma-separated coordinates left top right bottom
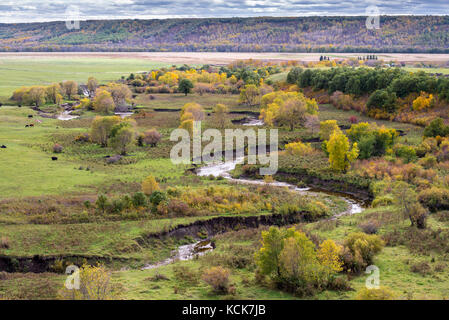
(28, 115, 33, 118)
(1, 145, 6, 149)
(29, 124, 34, 127)
(51, 157, 58, 161)
(25, 125, 29, 128)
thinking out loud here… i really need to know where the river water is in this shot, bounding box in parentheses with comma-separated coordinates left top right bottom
(196, 157, 364, 216)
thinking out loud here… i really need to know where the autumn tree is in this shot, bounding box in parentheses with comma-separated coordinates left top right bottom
(260, 91, 318, 130)
(319, 120, 339, 141)
(143, 128, 162, 147)
(239, 84, 260, 107)
(106, 83, 132, 107)
(58, 264, 112, 300)
(87, 77, 99, 95)
(24, 86, 46, 107)
(62, 80, 78, 100)
(276, 97, 308, 131)
(46, 83, 62, 104)
(412, 92, 434, 111)
(180, 103, 205, 131)
(317, 239, 343, 273)
(326, 129, 359, 172)
(305, 114, 320, 135)
(178, 78, 194, 96)
(110, 124, 135, 155)
(212, 103, 229, 129)
(255, 227, 342, 293)
(142, 175, 160, 195)
(93, 89, 115, 114)
(11, 87, 28, 104)
(392, 181, 427, 229)
(90, 116, 121, 147)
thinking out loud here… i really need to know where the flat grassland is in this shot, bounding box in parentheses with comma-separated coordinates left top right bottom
(1, 52, 448, 100)
(0, 55, 169, 99)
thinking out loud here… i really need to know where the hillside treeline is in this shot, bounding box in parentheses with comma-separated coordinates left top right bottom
(0, 16, 448, 53)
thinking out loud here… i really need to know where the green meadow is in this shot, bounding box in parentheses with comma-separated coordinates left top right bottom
(0, 56, 169, 99)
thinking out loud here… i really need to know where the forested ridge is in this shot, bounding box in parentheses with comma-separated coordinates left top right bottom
(1, 16, 449, 52)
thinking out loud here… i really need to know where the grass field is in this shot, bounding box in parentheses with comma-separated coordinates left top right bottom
(0, 107, 185, 199)
(0, 56, 169, 99)
(1, 55, 449, 300)
(403, 67, 449, 75)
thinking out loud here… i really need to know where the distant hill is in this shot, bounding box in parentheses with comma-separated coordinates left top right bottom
(1, 16, 449, 53)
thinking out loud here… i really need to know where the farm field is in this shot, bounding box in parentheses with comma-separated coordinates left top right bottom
(0, 55, 170, 99)
(1, 52, 448, 101)
(1, 52, 449, 302)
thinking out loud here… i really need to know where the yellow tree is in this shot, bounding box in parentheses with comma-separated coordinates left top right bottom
(105, 83, 132, 107)
(62, 80, 78, 100)
(90, 116, 121, 147)
(239, 84, 260, 106)
(93, 89, 115, 114)
(319, 120, 339, 141)
(412, 92, 434, 111)
(317, 239, 343, 273)
(142, 175, 160, 195)
(87, 77, 99, 95)
(24, 86, 46, 107)
(180, 102, 205, 129)
(58, 264, 112, 300)
(46, 83, 62, 104)
(212, 103, 229, 129)
(326, 129, 359, 172)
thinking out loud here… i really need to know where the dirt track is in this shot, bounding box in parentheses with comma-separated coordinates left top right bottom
(0, 52, 448, 64)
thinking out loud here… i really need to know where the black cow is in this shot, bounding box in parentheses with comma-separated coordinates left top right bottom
(51, 157, 58, 161)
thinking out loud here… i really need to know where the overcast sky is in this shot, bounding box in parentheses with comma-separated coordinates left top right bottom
(0, 0, 448, 23)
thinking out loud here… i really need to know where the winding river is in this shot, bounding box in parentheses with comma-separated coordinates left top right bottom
(55, 112, 364, 269)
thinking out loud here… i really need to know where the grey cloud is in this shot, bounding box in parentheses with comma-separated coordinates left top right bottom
(0, 0, 448, 23)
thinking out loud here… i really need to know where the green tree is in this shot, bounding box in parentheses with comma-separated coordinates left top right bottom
(423, 118, 449, 138)
(255, 227, 297, 279)
(178, 78, 194, 96)
(110, 126, 135, 155)
(366, 89, 397, 114)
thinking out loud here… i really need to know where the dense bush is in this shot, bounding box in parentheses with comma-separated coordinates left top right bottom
(394, 144, 417, 163)
(347, 122, 397, 159)
(358, 221, 379, 234)
(418, 187, 449, 212)
(423, 118, 449, 138)
(340, 232, 384, 273)
(143, 129, 162, 147)
(149, 191, 167, 206)
(255, 227, 343, 296)
(202, 267, 231, 294)
(355, 287, 397, 300)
